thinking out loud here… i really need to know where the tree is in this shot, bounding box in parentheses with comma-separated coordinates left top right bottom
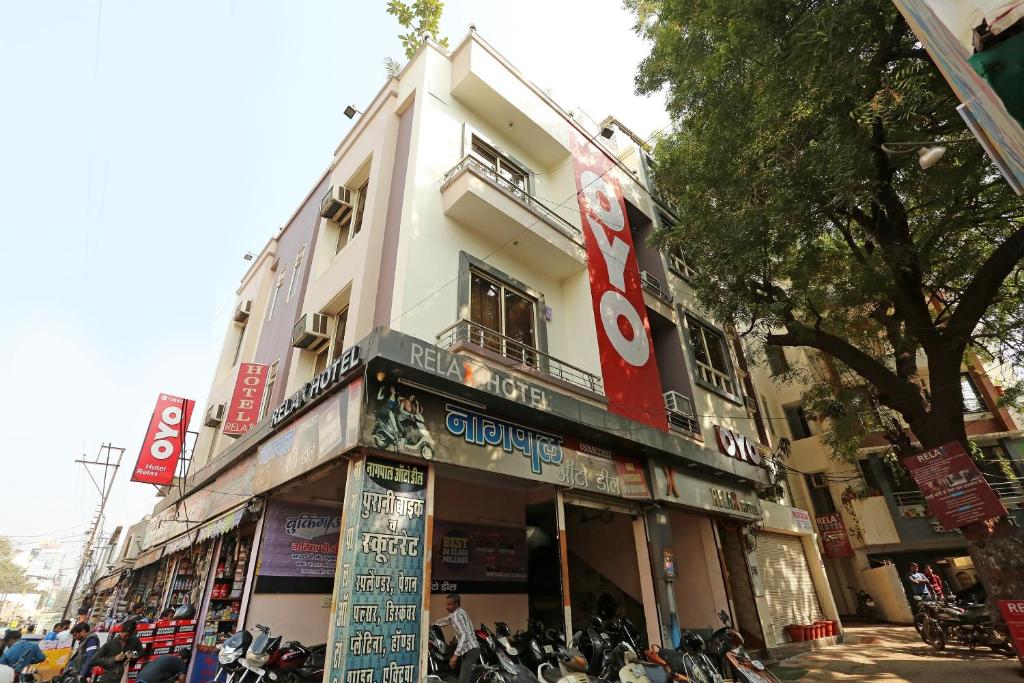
(0, 537, 32, 618)
(386, 0, 449, 60)
(629, 0, 1024, 607)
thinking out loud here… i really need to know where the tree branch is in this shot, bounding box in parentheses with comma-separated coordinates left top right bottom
(945, 225, 1024, 345)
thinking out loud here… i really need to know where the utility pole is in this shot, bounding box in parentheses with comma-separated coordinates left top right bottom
(62, 443, 124, 621)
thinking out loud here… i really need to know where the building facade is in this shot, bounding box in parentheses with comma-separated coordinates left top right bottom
(113, 30, 840, 683)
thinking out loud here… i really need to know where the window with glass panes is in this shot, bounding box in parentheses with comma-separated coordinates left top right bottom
(468, 270, 538, 364)
(314, 309, 349, 375)
(961, 373, 986, 413)
(335, 181, 370, 254)
(686, 316, 736, 395)
(470, 136, 528, 198)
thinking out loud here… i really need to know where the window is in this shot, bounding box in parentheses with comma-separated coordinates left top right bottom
(856, 458, 881, 493)
(804, 474, 837, 515)
(961, 373, 986, 413)
(686, 316, 736, 396)
(766, 346, 790, 376)
(470, 136, 528, 199)
(468, 269, 538, 363)
(230, 319, 247, 367)
(335, 180, 370, 253)
(258, 361, 279, 421)
(783, 403, 813, 440)
(313, 309, 349, 376)
(267, 275, 284, 321)
(286, 246, 305, 302)
(660, 212, 697, 281)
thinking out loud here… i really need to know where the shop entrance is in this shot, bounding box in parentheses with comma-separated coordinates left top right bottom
(564, 498, 653, 640)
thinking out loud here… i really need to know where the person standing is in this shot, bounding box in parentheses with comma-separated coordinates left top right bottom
(0, 630, 46, 674)
(924, 565, 944, 599)
(432, 593, 478, 683)
(91, 622, 144, 683)
(66, 623, 101, 680)
(906, 563, 932, 599)
(55, 622, 74, 649)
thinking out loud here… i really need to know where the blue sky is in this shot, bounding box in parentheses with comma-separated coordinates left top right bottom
(0, 1, 668, 546)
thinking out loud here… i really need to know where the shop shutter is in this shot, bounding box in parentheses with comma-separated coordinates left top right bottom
(755, 532, 823, 647)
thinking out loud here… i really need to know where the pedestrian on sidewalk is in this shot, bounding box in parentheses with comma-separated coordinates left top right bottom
(906, 563, 932, 599)
(924, 565, 944, 599)
(91, 621, 143, 683)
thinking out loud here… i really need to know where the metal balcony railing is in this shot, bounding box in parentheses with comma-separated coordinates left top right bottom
(640, 271, 673, 304)
(893, 476, 1024, 511)
(437, 319, 604, 396)
(441, 155, 581, 241)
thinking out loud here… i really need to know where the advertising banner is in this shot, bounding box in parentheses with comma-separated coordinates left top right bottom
(815, 512, 854, 558)
(431, 521, 528, 594)
(569, 132, 667, 431)
(363, 378, 652, 500)
(326, 458, 427, 683)
(131, 393, 195, 485)
(257, 501, 340, 587)
(223, 363, 269, 436)
(902, 441, 1007, 529)
(997, 600, 1024, 668)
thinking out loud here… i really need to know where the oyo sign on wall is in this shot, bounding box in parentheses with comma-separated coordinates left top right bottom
(714, 425, 763, 466)
(569, 131, 667, 431)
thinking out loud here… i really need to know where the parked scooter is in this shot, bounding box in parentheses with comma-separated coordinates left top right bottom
(707, 611, 779, 683)
(214, 629, 255, 683)
(426, 625, 459, 683)
(572, 618, 612, 676)
(848, 587, 879, 623)
(238, 625, 283, 683)
(922, 602, 1017, 656)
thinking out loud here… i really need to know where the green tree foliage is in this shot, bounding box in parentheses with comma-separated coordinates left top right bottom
(630, 0, 1024, 454)
(0, 537, 31, 596)
(387, 0, 449, 60)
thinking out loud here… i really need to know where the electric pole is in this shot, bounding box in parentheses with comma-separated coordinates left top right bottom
(63, 443, 124, 620)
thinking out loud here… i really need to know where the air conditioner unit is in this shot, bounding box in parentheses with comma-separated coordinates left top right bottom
(640, 271, 671, 302)
(292, 313, 331, 351)
(204, 403, 226, 427)
(664, 391, 699, 433)
(233, 299, 252, 323)
(809, 473, 829, 488)
(744, 395, 758, 413)
(319, 185, 354, 221)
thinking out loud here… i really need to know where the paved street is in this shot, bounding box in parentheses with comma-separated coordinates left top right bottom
(773, 624, 1022, 681)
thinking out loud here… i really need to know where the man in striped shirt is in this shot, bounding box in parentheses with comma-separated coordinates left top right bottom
(433, 593, 479, 683)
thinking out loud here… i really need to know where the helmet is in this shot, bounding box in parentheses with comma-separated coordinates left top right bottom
(172, 604, 196, 620)
(681, 631, 705, 652)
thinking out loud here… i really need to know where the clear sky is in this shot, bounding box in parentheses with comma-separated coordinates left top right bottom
(0, 1, 668, 547)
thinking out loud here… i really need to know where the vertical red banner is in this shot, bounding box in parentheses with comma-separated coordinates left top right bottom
(902, 441, 1007, 528)
(815, 512, 854, 557)
(223, 362, 269, 435)
(131, 393, 195, 485)
(569, 132, 667, 430)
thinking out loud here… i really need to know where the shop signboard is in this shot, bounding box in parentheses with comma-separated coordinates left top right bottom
(131, 393, 195, 485)
(649, 464, 762, 521)
(569, 131, 667, 431)
(326, 458, 427, 683)
(258, 501, 341, 589)
(814, 512, 854, 558)
(997, 600, 1024, 668)
(362, 379, 652, 500)
(790, 508, 813, 532)
(255, 379, 363, 495)
(431, 521, 527, 594)
(713, 425, 763, 466)
(902, 440, 1007, 529)
(223, 363, 269, 436)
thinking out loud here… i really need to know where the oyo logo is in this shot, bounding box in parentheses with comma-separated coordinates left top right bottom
(579, 170, 649, 367)
(714, 425, 763, 466)
(151, 400, 183, 460)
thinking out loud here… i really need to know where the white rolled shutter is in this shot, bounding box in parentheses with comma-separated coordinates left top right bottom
(755, 532, 824, 646)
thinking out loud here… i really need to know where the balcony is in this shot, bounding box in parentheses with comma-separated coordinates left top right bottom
(437, 319, 604, 396)
(892, 477, 1024, 517)
(441, 155, 587, 279)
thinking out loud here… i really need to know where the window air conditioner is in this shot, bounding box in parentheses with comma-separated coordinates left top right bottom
(664, 391, 700, 433)
(204, 403, 226, 427)
(319, 185, 354, 221)
(233, 299, 252, 323)
(743, 395, 758, 413)
(292, 313, 331, 351)
(810, 473, 829, 488)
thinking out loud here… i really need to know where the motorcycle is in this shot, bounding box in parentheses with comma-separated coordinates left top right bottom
(282, 644, 325, 683)
(238, 625, 282, 683)
(536, 647, 595, 683)
(605, 617, 645, 655)
(922, 603, 1016, 656)
(571, 618, 612, 676)
(372, 408, 436, 460)
(848, 587, 879, 623)
(426, 625, 458, 683)
(475, 624, 537, 683)
(913, 596, 962, 637)
(214, 629, 254, 683)
(707, 611, 779, 683)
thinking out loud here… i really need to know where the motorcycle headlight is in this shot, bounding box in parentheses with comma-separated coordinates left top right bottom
(247, 653, 270, 668)
(497, 652, 518, 675)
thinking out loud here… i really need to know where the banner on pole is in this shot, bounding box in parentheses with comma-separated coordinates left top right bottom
(131, 393, 194, 485)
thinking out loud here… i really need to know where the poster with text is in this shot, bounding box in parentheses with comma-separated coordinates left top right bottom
(431, 521, 527, 594)
(257, 501, 340, 590)
(903, 441, 1007, 529)
(815, 512, 854, 558)
(131, 393, 194, 485)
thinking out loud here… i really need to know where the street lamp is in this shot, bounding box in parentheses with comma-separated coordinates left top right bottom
(881, 139, 974, 169)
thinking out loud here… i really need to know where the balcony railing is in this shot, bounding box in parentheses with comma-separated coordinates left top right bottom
(437, 319, 604, 396)
(441, 155, 581, 241)
(694, 361, 737, 396)
(640, 271, 673, 304)
(893, 476, 1024, 513)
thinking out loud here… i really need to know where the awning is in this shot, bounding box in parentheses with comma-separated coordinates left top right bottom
(197, 506, 247, 543)
(94, 572, 124, 593)
(164, 532, 195, 556)
(134, 545, 164, 569)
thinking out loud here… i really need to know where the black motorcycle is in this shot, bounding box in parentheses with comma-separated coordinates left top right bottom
(848, 587, 880, 623)
(922, 602, 1016, 656)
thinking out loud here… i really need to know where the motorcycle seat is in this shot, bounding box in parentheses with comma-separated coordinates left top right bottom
(541, 667, 562, 683)
(960, 608, 990, 625)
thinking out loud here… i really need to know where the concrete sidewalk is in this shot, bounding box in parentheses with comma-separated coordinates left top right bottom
(770, 624, 1022, 681)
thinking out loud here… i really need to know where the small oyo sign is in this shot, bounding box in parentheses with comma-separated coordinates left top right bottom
(131, 393, 194, 485)
(714, 425, 763, 465)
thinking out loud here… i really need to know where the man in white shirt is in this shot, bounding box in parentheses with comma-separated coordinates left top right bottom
(432, 593, 479, 683)
(55, 621, 74, 649)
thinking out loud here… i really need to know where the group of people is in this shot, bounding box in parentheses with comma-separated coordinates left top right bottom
(906, 562, 987, 604)
(0, 617, 189, 683)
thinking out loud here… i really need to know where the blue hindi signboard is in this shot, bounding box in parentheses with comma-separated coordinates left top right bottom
(327, 458, 428, 683)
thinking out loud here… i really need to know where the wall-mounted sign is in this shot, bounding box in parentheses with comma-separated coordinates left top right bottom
(569, 132, 667, 431)
(790, 508, 813, 532)
(258, 501, 341, 585)
(271, 345, 361, 427)
(362, 379, 651, 499)
(224, 363, 269, 436)
(649, 464, 761, 521)
(815, 512, 854, 558)
(662, 549, 677, 580)
(131, 393, 195, 485)
(714, 425, 763, 466)
(430, 521, 527, 594)
(326, 458, 427, 683)
(902, 441, 1007, 529)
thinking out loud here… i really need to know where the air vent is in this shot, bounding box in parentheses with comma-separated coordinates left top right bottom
(204, 403, 226, 427)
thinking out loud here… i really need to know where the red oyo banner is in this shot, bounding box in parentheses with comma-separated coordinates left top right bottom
(815, 512, 854, 558)
(902, 440, 1007, 529)
(569, 132, 666, 431)
(131, 393, 195, 485)
(223, 362, 269, 436)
